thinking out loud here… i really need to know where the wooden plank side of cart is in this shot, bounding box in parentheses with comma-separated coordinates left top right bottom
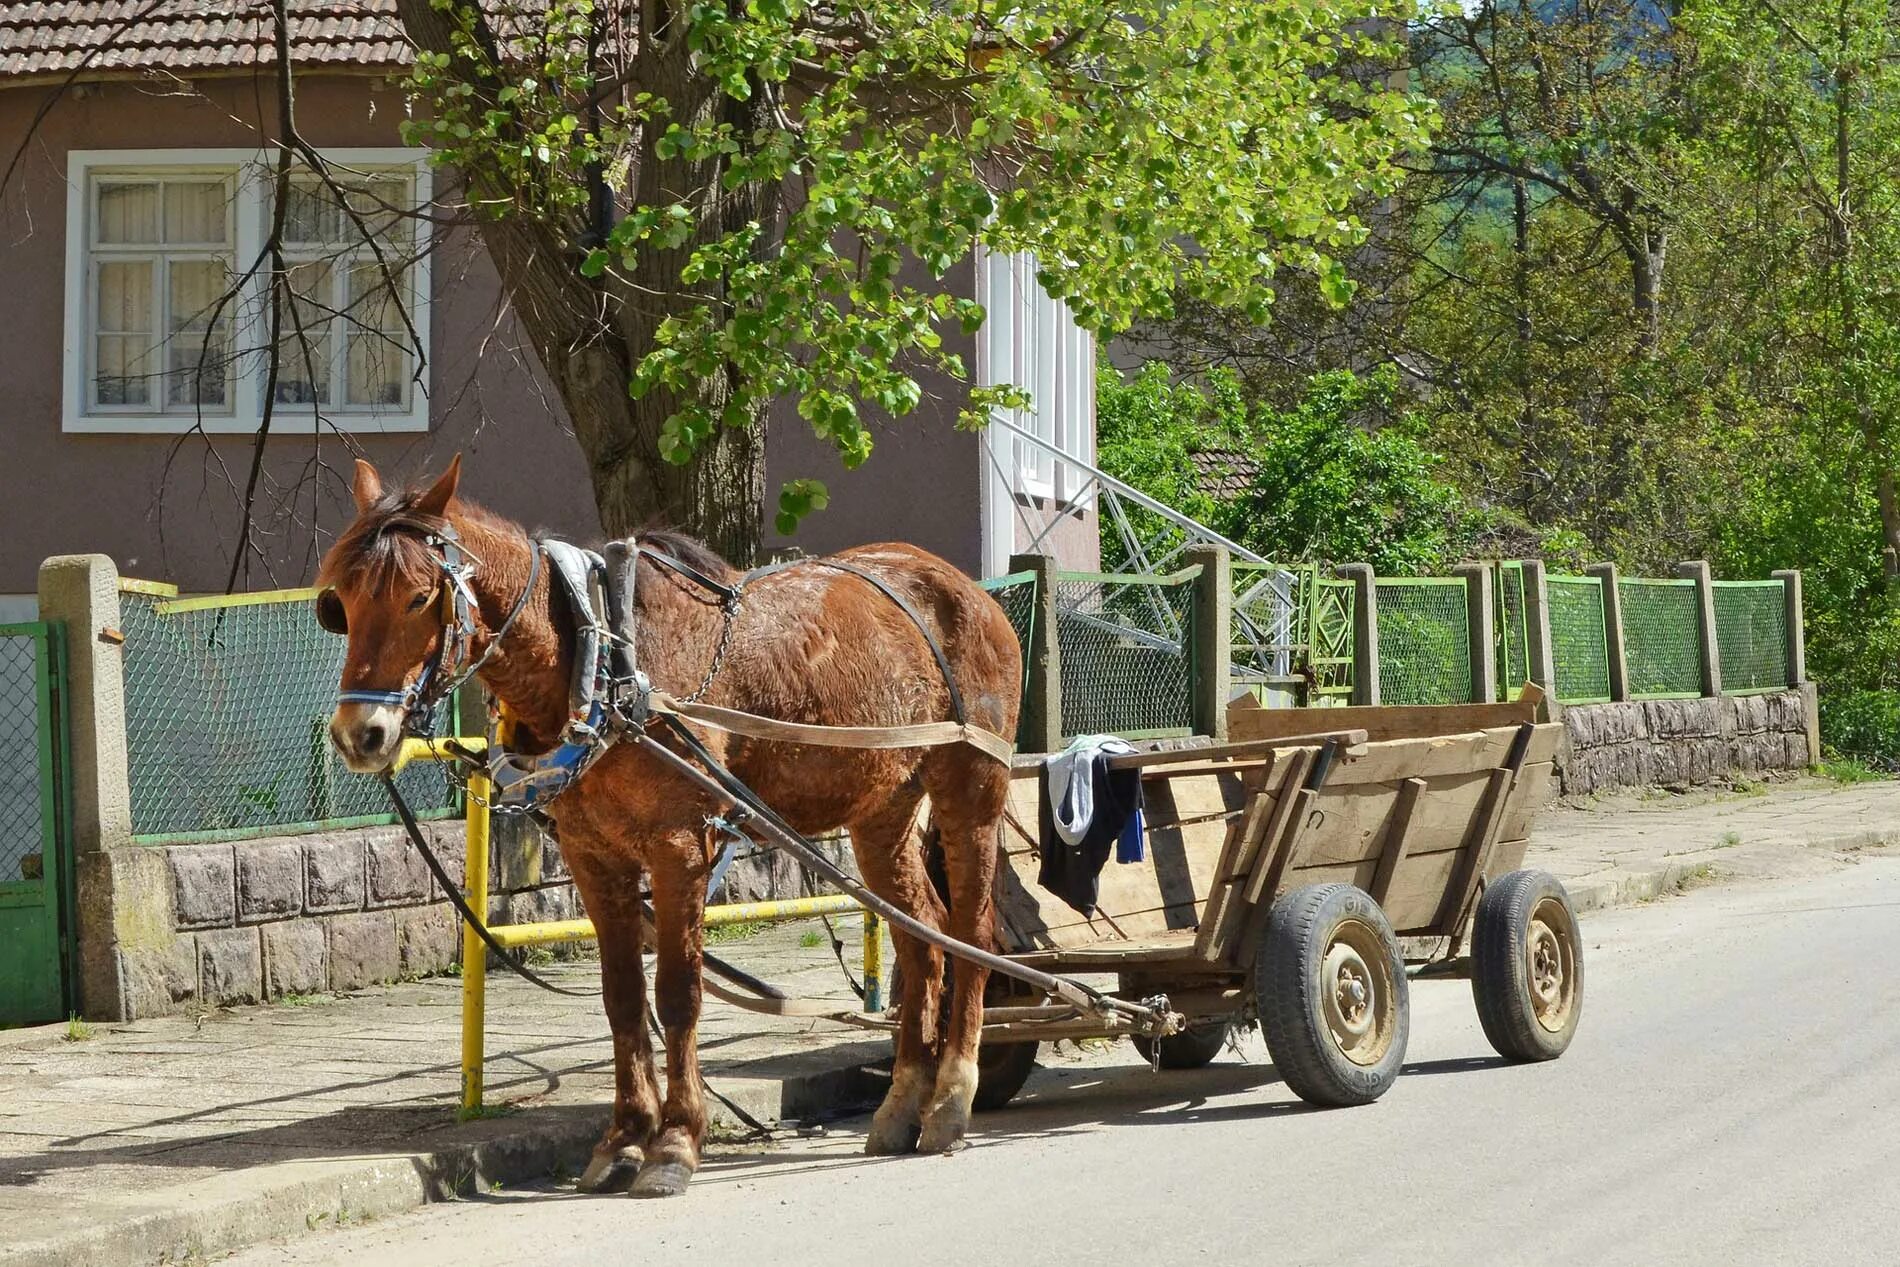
(995, 703, 1561, 980)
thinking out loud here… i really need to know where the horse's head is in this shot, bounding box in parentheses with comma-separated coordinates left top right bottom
(317, 456, 465, 773)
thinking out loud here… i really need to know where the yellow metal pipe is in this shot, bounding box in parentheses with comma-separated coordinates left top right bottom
(458, 715, 507, 1113)
(861, 913, 885, 1012)
(392, 735, 486, 774)
(487, 919, 597, 949)
(703, 894, 862, 925)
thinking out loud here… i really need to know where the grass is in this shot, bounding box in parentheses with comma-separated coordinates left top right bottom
(1729, 776, 1768, 798)
(1817, 756, 1888, 785)
(456, 1102, 521, 1124)
(277, 992, 330, 1008)
(62, 1014, 92, 1042)
(704, 920, 769, 945)
(798, 929, 826, 949)
(1715, 830, 1742, 849)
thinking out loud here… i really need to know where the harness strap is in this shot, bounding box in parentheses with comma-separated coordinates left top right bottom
(649, 690, 1014, 766)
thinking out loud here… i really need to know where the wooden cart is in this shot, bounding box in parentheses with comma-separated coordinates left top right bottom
(961, 694, 1583, 1110)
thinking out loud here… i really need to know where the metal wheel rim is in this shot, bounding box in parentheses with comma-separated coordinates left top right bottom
(1320, 918, 1396, 1067)
(1526, 897, 1578, 1034)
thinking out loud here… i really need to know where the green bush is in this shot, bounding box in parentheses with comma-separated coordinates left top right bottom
(1818, 688, 1900, 770)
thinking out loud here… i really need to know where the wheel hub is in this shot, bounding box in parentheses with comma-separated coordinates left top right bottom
(1320, 923, 1393, 1066)
(1525, 900, 1578, 1033)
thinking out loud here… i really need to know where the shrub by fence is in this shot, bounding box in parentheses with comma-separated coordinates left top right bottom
(1546, 574, 1613, 703)
(118, 583, 459, 842)
(1375, 577, 1474, 706)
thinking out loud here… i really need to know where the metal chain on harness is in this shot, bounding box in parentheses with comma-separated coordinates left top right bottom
(678, 586, 744, 706)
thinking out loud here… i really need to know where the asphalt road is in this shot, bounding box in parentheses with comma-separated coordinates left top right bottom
(224, 855, 1900, 1267)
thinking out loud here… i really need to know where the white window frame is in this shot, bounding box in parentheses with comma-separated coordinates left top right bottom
(63, 148, 433, 435)
(974, 244, 1094, 504)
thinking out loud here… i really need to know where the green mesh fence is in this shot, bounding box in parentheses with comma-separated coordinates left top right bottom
(1374, 578, 1473, 706)
(1713, 581, 1790, 694)
(120, 588, 460, 840)
(1495, 563, 1531, 698)
(1619, 577, 1703, 698)
(1054, 569, 1197, 738)
(1546, 575, 1612, 702)
(979, 571, 1038, 704)
(0, 626, 52, 883)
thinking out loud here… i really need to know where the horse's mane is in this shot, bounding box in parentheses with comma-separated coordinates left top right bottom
(319, 490, 518, 593)
(634, 528, 734, 579)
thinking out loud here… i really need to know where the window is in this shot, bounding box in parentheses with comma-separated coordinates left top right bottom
(975, 246, 1094, 501)
(64, 149, 431, 434)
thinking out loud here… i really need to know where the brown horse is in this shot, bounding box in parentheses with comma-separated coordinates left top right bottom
(318, 456, 1021, 1196)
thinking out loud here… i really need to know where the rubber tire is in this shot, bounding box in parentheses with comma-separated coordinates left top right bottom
(1471, 869, 1583, 1062)
(1129, 1021, 1232, 1069)
(886, 963, 1041, 1112)
(1255, 883, 1409, 1107)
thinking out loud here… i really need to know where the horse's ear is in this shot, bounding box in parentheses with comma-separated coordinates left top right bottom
(351, 459, 384, 513)
(414, 454, 462, 518)
(314, 588, 348, 636)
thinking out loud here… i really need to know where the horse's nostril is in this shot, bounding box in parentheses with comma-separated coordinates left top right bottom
(361, 723, 387, 753)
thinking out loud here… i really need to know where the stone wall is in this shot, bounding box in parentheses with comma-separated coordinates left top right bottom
(1557, 686, 1817, 797)
(121, 817, 578, 1015)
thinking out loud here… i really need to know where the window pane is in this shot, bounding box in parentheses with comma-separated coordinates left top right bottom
(345, 262, 409, 407)
(351, 177, 414, 247)
(275, 260, 334, 405)
(96, 335, 154, 405)
(163, 181, 230, 245)
(167, 259, 233, 408)
(284, 180, 341, 246)
(95, 260, 153, 333)
(96, 182, 159, 244)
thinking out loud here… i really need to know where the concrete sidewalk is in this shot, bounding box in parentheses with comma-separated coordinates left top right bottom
(2, 776, 1895, 1267)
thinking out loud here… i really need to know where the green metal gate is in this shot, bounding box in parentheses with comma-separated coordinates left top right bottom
(0, 622, 73, 1026)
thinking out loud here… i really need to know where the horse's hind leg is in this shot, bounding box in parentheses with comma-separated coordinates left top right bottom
(916, 752, 1007, 1154)
(848, 787, 945, 1156)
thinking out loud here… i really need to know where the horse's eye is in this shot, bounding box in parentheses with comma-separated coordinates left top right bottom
(407, 590, 433, 613)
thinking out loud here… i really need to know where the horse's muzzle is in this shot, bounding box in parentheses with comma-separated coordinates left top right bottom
(329, 702, 405, 774)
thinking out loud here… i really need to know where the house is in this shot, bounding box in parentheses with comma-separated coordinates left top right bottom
(0, 0, 1101, 617)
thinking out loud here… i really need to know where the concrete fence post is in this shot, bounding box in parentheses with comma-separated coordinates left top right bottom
(1183, 544, 1232, 740)
(1770, 569, 1807, 686)
(36, 555, 132, 854)
(39, 555, 189, 1020)
(1677, 559, 1722, 698)
(1452, 562, 1496, 705)
(1009, 553, 1064, 754)
(1518, 559, 1559, 706)
(1335, 563, 1380, 707)
(1772, 568, 1820, 766)
(1585, 562, 1632, 703)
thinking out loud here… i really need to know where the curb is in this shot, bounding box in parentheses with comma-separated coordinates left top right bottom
(0, 1056, 891, 1267)
(1560, 824, 1900, 916)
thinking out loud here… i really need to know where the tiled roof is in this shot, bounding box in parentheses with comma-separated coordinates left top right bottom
(0, 1, 412, 81)
(1191, 447, 1258, 501)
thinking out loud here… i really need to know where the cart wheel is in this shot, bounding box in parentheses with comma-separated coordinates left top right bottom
(1471, 870, 1582, 1062)
(1255, 883, 1408, 1107)
(887, 964, 1041, 1111)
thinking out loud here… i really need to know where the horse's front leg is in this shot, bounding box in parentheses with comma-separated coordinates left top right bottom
(633, 834, 710, 1198)
(559, 838, 661, 1193)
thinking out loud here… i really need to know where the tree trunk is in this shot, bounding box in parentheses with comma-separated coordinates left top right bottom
(395, 0, 772, 563)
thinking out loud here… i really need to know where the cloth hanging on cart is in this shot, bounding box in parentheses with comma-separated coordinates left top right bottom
(1038, 735, 1146, 916)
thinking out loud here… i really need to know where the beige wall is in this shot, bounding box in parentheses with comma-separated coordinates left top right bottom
(0, 73, 1087, 593)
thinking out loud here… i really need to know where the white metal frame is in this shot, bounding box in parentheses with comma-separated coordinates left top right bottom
(62, 147, 433, 435)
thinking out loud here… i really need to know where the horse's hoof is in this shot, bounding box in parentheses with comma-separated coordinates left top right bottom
(862, 1121, 921, 1156)
(915, 1111, 971, 1155)
(575, 1146, 641, 1193)
(630, 1160, 694, 1198)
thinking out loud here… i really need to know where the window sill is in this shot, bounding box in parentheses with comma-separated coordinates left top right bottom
(62, 411, 430, 436)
